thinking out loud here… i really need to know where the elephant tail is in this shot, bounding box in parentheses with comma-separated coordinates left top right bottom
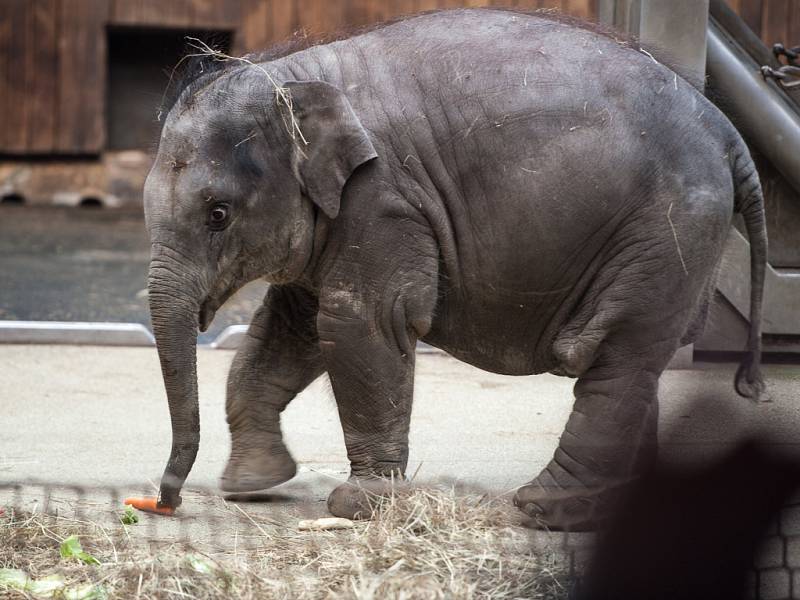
(731, 141, 768, 401)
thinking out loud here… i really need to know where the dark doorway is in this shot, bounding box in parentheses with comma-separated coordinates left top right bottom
(107, 28, 232, 151)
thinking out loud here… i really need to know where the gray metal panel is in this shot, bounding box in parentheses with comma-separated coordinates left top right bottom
(715, 230, 800, 336)
(756, 156, 800, 268)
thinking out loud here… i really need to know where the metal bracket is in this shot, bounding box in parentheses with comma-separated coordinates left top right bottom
(762, 44, 800, 90)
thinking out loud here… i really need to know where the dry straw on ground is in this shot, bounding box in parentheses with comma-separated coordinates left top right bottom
(1, 487, 568, 599)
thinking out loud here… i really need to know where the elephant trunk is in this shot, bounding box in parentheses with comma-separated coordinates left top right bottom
(147, 249, 206, 508)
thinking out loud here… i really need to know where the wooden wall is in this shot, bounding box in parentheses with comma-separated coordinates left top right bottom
(0, 0, 108, 154)
(237, 0, 596, 52)
(1, 0, 797, 156)
(727, 0, 800, 47)
(0, 0, 594, 156)
(108, 0, 240, 29)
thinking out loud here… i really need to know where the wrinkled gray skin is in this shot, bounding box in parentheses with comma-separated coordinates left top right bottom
(144, 9, 767, 530)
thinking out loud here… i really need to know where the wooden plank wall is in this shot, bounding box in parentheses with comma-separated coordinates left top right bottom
(238, 0, 596, 52)
(0, 0, 108, 155)
(727, 0, 800, 45)
(0, 0, 241, 155)
(0, 0, 595, 155)
(108, 0, 240, 29)
(57, 0, 109, 154)
(0, 0, 58, 154)
(4, 0, 799, 155)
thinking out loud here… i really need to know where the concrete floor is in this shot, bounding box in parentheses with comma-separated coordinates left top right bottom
(1, 346, 573, 493)
(3, 346, 800, 524)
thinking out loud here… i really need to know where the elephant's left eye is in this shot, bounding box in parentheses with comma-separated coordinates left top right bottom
(208, 203, 231, 231)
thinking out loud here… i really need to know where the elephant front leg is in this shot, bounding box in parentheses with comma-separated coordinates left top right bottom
(515, 357, 662, 531)
(318, 311, 417, 519)
(221, 285, 324, 493)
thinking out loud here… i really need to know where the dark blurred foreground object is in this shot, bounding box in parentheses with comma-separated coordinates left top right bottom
(577, 442, 800, 600)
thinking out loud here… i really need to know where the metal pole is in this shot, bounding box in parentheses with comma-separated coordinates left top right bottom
(707, 21, 800, 195)
(597, 0, 641, 35)
(598, 0, 709, 88)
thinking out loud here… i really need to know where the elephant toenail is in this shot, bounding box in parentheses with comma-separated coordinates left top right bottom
(525, 502, 544, 516)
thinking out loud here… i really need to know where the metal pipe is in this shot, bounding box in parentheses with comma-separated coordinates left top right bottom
(708, 0, 778, 70)
(707, 20, 800, 194)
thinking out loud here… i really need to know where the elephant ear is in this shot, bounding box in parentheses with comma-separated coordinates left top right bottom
(283, 80, 378, 219)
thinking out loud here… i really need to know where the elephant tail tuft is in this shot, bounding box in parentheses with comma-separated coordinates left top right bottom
(731, 140, 768, 401)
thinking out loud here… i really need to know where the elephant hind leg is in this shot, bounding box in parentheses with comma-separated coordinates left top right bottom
(516, 336, 675, 531)
(680, 277, 716, 347)
(521, 187, 732, 530)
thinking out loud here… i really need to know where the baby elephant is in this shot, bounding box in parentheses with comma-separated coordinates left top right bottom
(143, 8, 766, 530)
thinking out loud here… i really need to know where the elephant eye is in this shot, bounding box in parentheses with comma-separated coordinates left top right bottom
(208, 203, 231, 231)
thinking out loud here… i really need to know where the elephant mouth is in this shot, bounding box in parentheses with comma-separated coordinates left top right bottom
(198, 281, 241, 333)
(198, 300, 219, 333)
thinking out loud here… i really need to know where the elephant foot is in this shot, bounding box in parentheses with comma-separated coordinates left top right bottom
(513, 478, 630, 531)
(219, 444, 297, 493)
(327, 476, 408, 520)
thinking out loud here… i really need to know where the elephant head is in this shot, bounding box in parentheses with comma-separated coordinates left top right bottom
(143, 70, 377, 508)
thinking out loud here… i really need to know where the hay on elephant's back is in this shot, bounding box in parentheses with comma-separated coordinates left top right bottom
(0, 487, 567, 599)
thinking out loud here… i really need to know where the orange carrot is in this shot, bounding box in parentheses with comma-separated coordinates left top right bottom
(124, 497, 176, 516)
